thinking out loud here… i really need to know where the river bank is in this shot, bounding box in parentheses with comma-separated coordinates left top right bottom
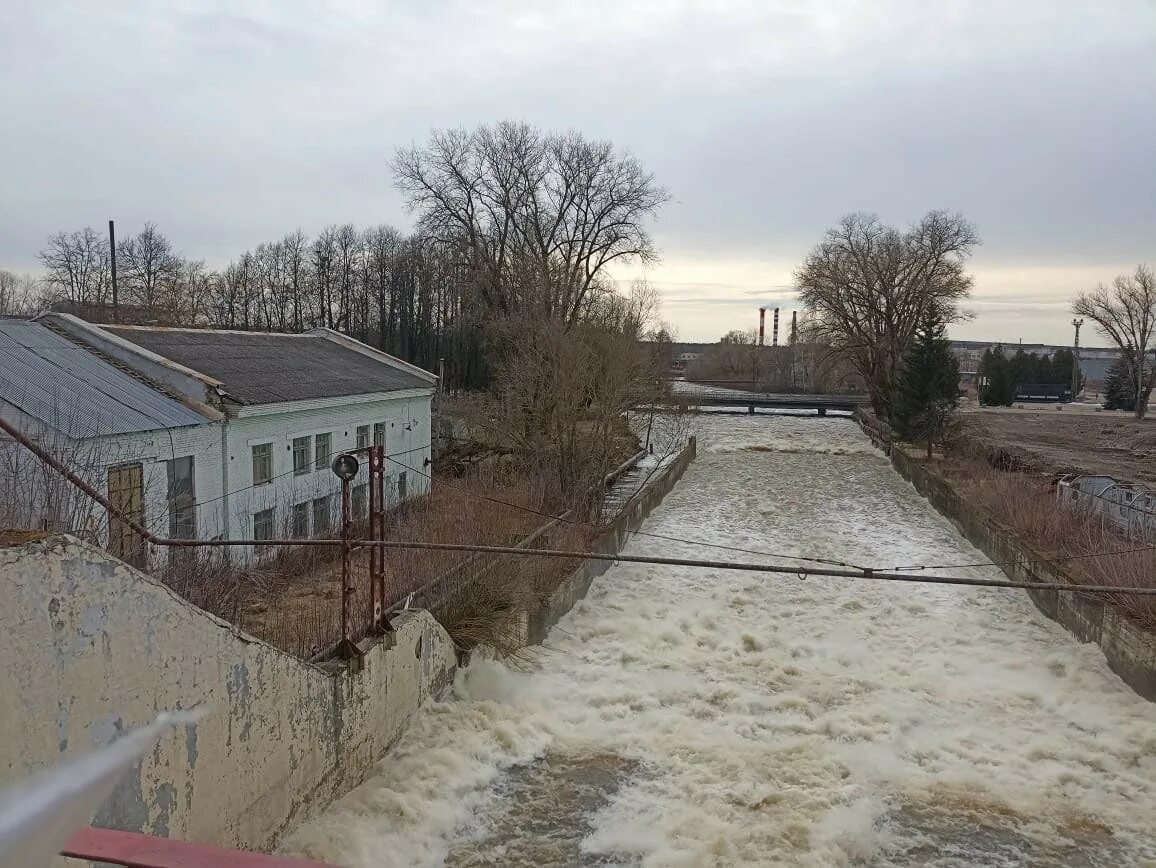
(856, 409, 1156, 701)
(283, 413, 1156, 867)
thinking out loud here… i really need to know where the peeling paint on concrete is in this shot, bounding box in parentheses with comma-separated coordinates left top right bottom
(1, 535, 457, 853)
(78, 603, 106, 637)
(55, 697, 72, 753)
(93, 760, 149, 832)
(153, 781, 177, 837)
(184, 723, 199, 770)
(88, 713, 124, 748)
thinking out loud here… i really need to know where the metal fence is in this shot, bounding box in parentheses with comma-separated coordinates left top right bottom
(1056, 474, 1156, 541)
(1, 412, 677, 664)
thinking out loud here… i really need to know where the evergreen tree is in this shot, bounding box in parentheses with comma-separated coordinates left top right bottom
(1033, 352, 1053, 384)
(1009, 348, 1033, 390)
(892, 316, 960, 458)
(979, 345, 1015, 405)
(1104, 353, 1138, 411)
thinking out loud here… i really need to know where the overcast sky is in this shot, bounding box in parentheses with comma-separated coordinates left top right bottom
(2, 0, 1154, 345)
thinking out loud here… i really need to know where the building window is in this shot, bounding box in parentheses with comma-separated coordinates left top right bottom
(291, 502, 310, 539)
(166, 456, 196, 540)
(397, 471, 407, 501)
(252, 443, 273, 486)
(373, 422, 385, 448)
(356, 425, 370, 450)
(292, 436, 311, 475)
(253, 508, 275, 554)
(312, 495, 332, 535)
(352, 483, 367, 520)
(315, 432, 331, 470)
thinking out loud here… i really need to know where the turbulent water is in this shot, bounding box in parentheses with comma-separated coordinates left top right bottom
(283, 413, 1156, 867)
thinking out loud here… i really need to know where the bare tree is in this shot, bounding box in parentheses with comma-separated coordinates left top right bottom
(471, 279, 663, 503)
(27, 188, 662, 394)
(117, 223, 182, 315)
(795, 211, 979, 418)
(282, 230, 309, 331)
(173, 259, 212, 325)
(393, 121, 668, 326)
(1073, 264, 1156, 419)
(311, 227, 337, 329)
(332, 224, 360, 333)
(38, 227, 110, 308)
(0, 270, 41, 315)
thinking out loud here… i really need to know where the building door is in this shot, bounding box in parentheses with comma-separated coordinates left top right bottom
(108, 463, 146, 568)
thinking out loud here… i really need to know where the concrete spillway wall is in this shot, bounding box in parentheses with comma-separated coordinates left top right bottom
(855, 410, 1156, 701)
(0, 536, 456, 852)
(526, 438, 697, 644)
(1, 439, 698, 854)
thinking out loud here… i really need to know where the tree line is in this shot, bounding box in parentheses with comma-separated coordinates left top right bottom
(11, 222, 490, 390)
(3, 122, 668, 402)
(977, 346, 1079, 406)
(794, 207, 1156, 447)
(3, 122, 671, 503)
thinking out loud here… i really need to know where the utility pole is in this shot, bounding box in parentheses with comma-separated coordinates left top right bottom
(1071, 317, 1084, 398)
(108, 220, 118, 323)
(436, 356, 445, 417)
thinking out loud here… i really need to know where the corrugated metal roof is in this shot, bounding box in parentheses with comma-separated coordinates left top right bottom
(103, 328, 434, 405)
(0, 319, 209, 438)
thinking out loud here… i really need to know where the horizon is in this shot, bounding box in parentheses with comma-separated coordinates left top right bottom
(2, 2, 1154, 347)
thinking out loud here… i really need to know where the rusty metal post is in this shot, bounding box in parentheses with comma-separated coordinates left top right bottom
(369, 444, 384, 627)
(340, 476, 351, 637)
(367, 450, 378, 625)
(334, 475, 362, 664)
(369, 445, 394, 647)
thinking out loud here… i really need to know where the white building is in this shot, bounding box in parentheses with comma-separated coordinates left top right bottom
(0, 313, 436, 567)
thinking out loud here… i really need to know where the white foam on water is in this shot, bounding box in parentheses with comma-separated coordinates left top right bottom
(689, 413, 878, 456)
(283, 415, 1156, 867)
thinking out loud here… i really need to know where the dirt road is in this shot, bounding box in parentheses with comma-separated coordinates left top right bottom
(960, 406, 1156, 484)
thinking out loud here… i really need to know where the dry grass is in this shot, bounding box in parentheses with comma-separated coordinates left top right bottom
(159, 545, 348, 657)
(940, 457, 1156, 631)
(164, 460, 601, 659)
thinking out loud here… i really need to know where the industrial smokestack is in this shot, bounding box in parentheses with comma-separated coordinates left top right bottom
(758, 307, 765, 346)
(772, 308, 780, 346)
(791, 310, 798, 344)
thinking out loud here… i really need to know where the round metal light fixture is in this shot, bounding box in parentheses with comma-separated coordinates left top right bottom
(331, 453, 359, 480)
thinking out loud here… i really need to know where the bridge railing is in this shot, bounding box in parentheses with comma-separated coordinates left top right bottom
(61, 827, 335, 867)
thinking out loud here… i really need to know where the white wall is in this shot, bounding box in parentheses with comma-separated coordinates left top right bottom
(225, 391, 434, 561)
(2, 390, 433, 567)
(0, 406, 225, 571)
(92, 424, 228, 550)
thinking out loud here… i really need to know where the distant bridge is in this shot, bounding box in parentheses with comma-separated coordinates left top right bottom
(666, 380, 869, 415)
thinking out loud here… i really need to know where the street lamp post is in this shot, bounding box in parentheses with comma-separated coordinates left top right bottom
(1071, 317, 1084, 399)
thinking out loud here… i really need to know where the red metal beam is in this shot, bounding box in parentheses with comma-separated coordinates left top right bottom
(62, 827, 336, 868)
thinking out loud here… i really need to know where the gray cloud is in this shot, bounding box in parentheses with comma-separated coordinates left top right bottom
(2, 0, 1153, 344)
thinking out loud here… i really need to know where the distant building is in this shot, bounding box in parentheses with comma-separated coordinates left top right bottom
(0, 314, 436, 567)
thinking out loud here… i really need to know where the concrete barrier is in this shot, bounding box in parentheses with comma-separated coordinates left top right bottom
(0, 536, 456, 853)
(2, 439, 698, 853)
(526, 437, 697, 644)
(854, 411, 1156, 701)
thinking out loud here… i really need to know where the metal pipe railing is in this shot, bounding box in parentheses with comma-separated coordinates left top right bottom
(8, 416, 1152, 606)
